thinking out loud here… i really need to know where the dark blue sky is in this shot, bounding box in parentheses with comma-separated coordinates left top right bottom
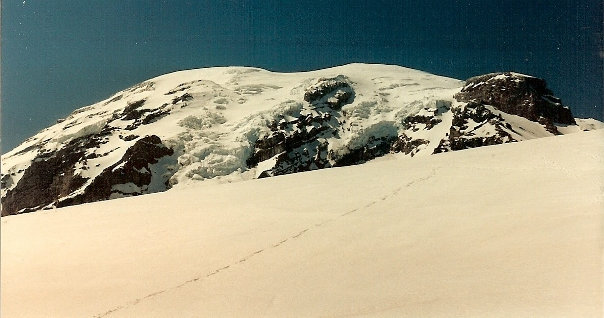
(2, 0, 602, 151)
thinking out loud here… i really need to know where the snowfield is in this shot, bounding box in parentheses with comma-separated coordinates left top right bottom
(2, 129, 602, 317)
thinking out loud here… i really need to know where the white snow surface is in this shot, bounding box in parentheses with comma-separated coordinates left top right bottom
(2, 129, 603, 317)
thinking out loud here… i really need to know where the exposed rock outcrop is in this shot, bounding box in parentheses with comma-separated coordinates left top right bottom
(454, 72, 575, 127)
(391, 134, 429, 156)
(433, 102, 515, 154)
(1, 134, 105, 216)
(250, 76, 351, 177)
(333, 135, 397, 166)
(1, 135, 174, 216)
(57, 135, 174, 208)
(303, 75, 354, 109)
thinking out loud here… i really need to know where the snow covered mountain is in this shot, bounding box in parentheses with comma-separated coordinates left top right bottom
(2, 129, 602, 317)
(1, 64, 602, 216)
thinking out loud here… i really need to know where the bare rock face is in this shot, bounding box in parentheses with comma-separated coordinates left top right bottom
(391, 134, 429, 156)
(433, 102, 515, 154)
(58, 135, 174, 208)
(454, 72, 575, 127)
(333, 135, 396, 167)
(250, 76, 352, 178)
(1, 137, 92, 216)
(121, 99, 171, 131)
(303, 75, 355, 109)
(246, 111, 337, 171)
(1, 135, 174, 216)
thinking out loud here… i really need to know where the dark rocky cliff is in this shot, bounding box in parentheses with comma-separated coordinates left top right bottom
(454, 72, 575, 129)
(2, 135, 173, 216)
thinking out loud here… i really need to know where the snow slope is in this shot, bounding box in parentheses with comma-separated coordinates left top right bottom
(2, 129, 602, 318)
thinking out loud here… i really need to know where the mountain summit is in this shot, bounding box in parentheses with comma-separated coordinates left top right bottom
(1, 64, 601, 216)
